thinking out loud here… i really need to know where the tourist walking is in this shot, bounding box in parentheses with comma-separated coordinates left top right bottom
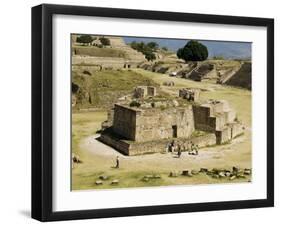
(115, 156, 120, 168)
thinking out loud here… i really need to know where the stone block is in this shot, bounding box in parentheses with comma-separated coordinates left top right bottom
(95, 180, 103, 185)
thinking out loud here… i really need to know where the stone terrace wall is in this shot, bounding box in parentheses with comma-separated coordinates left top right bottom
(192, 104, 235, 132)
(189, 133, 217, 148)
(99, 132, 216, 156)
(72, 56, 141, 69)
(98, 133, 130, 155)
(130, 133, 216, 155)
(231, 122, 244, 138)
(216, 127, 231, 144)
(135, 106, 195, 142)
(215, 122, 244, 144)
(113, 104, 139, 140)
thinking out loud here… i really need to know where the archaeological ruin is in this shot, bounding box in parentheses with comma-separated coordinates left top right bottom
(98, 86, 244, 155)
(72, 36, 146, 71)
(179, 88, 200, 102)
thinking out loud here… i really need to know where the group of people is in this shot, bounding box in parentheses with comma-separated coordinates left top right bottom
(165, 140, 199, 158)
(113, 141, 200, 169)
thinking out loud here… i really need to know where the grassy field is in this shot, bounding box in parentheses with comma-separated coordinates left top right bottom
(73, 46, 128, 58)
(72, 111, 107, 159)
(72, 68, 252, 190)
(72, 69, 158, 108)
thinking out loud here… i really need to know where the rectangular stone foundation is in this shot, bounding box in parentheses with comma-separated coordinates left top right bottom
(98, 131, 217, 156)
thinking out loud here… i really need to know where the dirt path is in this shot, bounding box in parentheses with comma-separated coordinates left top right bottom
(81, 133, 250, 172)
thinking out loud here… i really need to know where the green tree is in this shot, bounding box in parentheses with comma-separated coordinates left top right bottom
(130, 41, 156, 61)
(143, 50, 156, 61)
(99, 37, 111, 46)
(147, 42, 159, 51)
(177, 40, 208, 62)
(76, 35, 94, 45)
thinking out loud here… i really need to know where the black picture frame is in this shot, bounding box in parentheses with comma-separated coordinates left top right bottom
(32, 3, 274, 222)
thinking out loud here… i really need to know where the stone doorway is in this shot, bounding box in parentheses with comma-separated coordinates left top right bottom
(172, 125, 177, 138)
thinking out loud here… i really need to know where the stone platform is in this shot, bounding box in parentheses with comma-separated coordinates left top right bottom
(98, 128, 217, 156)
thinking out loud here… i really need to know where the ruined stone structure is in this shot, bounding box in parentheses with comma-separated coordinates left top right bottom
(179, 88, 200, 102)
(72, 36, 146, 70)
(113, 104, 194, 142)
(133, 86, 157, 98)
(193, 100, 243, 144)
(99, 88, 244, 155)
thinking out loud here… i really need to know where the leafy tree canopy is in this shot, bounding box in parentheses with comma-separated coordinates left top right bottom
(130, 41, 158, 61)
(76, 35, 94, 45)
(147, 42, 159, 51)
(177, 40, 208, 62)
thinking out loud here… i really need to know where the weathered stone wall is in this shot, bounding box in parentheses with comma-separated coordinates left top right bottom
(189, 133, 217, 148)
(130, 133, 216, 155)
(215, 122, 244, 144)
(224, 110, 236, 123)
(216, 127, 231, 144)
(72, 56, 142, 69)
(193, 105, 215, 132)
(134, 106, 195, 142)
(98, 133, 130, 155)
(134, 86, 157, 98)
(214, 114, 227, 131)
(113, 104, 139, 140)
(231, 122, 244, 138)
(99, 132, 216, 156)
(72, 65, 102, 72)
(147, 86, 157, 96)
(134, 87, 147, 98)
(192, 102, 236, 132)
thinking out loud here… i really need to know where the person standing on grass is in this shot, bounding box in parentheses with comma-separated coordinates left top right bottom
(115, 156, 120, 168)
(177, 144, 182, 158)
(195, 145, 199, 155)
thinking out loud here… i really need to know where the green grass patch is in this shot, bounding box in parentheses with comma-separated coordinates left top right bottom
(73, 46, 128, 58)
(72, 69, 158, 108)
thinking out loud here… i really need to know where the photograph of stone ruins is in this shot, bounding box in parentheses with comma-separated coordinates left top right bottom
(71, 34, 252, 190)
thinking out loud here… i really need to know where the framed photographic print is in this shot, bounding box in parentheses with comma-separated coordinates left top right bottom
(32, 4, 274, 221)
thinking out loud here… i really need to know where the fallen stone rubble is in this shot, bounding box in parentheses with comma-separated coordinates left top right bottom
(170, 166, 251, 180)
(198, 166, 251, 180)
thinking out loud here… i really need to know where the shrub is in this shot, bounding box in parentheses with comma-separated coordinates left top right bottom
(147, 42, 159, 51)
(129, 101, 141, 107)
(99, 37, 111, 46)
(76, 35, 94, 45)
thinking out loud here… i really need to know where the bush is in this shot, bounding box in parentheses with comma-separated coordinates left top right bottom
(177, 40, 208, 62)
(147, 42, 159, 51)
(99, 37, 111, 46)
(72, 82, 79, 93)
(129, 101, 141, 107)
(76, 35, 94, 45)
